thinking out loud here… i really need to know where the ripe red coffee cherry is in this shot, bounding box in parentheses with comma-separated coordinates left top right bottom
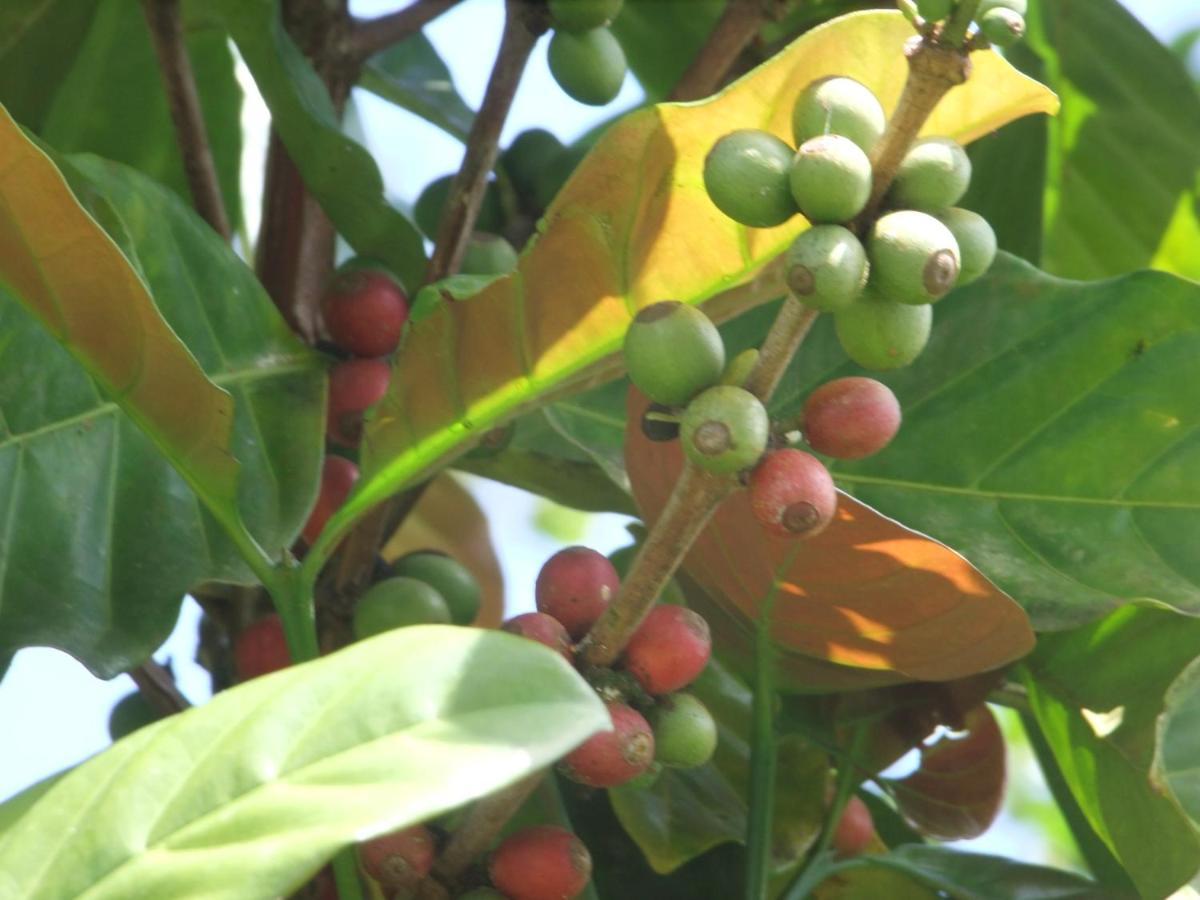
(832, 794, 876, 858)
(749, 449, 837, 539)
(326, 358, 390, 447)
(502, 612, 574, 663)
(621, 605, 711, 695)
(560, 702, 655, 788)
(321, 265, 409, 358)
(803, 377, 901, 460)
(302, 456, 359, 544)
(359, 824, 436, 891)
(535, 546, 620, 640)
(489, 825, 592, 900)
(234, 613, 291, 680)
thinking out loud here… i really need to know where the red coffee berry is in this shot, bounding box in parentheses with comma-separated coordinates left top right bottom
(832, 794, 876, 858)
(621, 606, 711, 695)
(234, 613, 290, 680)
(321, 266, 409, 357)
(301, 456, 359, 544)
(535, 546, 620, 640)
(326, 358, 391, 447)
(802, 376, 901, 460)
(748, 449, 837, 539)
(501, 612, 574, 663)
(560, 702, 655, 788)
(489, 825, 592, 900)
(359, 824, 436, 891)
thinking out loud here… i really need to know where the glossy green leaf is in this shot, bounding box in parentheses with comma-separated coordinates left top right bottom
(0, 626, 608, 900)
(1160, 655, 1200, 828)
(609, 0, 726, 100)
(1022, 606, 1200, 899)
(360, 32, 474, 142)
(212, 0, 426, 290)
(0, 148, 324, 676)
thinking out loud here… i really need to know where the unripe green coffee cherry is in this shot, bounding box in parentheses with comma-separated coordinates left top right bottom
(785, 225, 869, 312)
(916, 0, 953, 20)
(353, 577, 451, 640)
(934, 208, 997, 285)
(834, 289, 933, 370)
(652, 693, 718, 769)
(549, 0, 624, 32)
(719, 348, 760, 387)
(548, 27, 627, 106)
(978, 0, 1027, 16)
(681, 386, 769, 474)
(461, 233, 518, 276)
(414, 175, 503, 238)
(791, 76, 886, 154)
(624, 301, 725, 406)
(979, 8, 1026, 47)
(108, 692, 158, 741)
(502, 128, 564, 198)
(889, 137, 971, 211)
(868, 210, 961, 305)
(789, 135, 872, 224)
(703, 130, 798, 228)
(392, 551, 482, 625)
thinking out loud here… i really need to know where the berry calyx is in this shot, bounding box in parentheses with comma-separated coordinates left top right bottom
(461, 233, 519, 276)
(359, 824, 436, 891)
(785, 225, 869, 312)
(651, 693, 718, 769)
(353, 577, 452, 640)
(488, 825, 592, 900)
(549, 0, 623, 32)
(621, 605, 711, 695)
(321, 265, 408, 358)
(108, 692, 158, 741)
(393, 551, 482, 626)
(748, 449, 837, 539)
(789, 135, 872, 224)
(802, 377, 901, 460)
(867, 210, 961, 305)
(680, 385, 769, 475)
(623, 301, 725, 406)
(979, 7, 1026, 48)
(703, 130, 798, 228)
(535, 546, 620, 640)
(888, 137, 972, 211)
(302, 456, 359, 544)
(832, 794, 876, 858)
(560, 701, 655, 787)
(548, 27, 627, 106)
(933, 207, 997, 286)
(834, 289, 933, 370)
(234, 613, 291, 680)
(791, 76, 886, 154)
(502, 612, 574, 663)
(326, 358, 390, 447)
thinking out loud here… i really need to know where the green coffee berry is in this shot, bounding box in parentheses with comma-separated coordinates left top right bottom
(791, 76, 886, 154)
(703, 130, 798, 228)
(868, 210, 961, 304)
(549, 0, 624, 32)
(624, 301, 725, 406)
(719, 348, 760, 387)
(889, 137, 972, 210)
(534, 142, 589, 210)
(108, 692, 158, 741)
(834, 289, 933, 370)
(681, 385, 769, 474)
(916, 0, 953, 20)
(548, 27, 626, 106)
(789, 135, 872, 224)
(978, 0, 1027, 16)
(353, 576, 451, 640)
(934, 208, 996, 285)
(461, 233, 518, 276)
(392, 551, 482, 626)
(503, 129, 565, 198)
(652, 693, 718, 769)
(414, 175, 503, 238)
(785, 225, 869, 311)
(979, 8, 1025, 47)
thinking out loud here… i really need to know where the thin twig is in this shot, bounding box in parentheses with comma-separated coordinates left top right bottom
(348, 0, 463, 64)
(668, 0, 778, 102)
(140, 0, 231, 239)
(130, 660, 191, 716)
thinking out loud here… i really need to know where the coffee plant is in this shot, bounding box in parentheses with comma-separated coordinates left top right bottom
(0, 0, 1197, 897)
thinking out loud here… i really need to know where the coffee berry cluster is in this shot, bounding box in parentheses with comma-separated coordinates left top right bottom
(918, 0, 1028, 48)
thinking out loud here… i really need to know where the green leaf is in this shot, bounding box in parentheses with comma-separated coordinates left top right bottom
(213, 0, 426, 289)
(360, 33, 474, 142)
(609, 0, 726, 101)
(0, 626, 608, 900)
(0, 147, 324, 677)
(1022, 606, 1200, 899)
(1158, 655, 1200, 828)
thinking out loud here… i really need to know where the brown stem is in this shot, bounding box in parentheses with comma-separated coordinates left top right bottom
(668, 0, 778, 102)
(348, 0, 463, 64)
(130, 660, 191, 716)
(140, 0, 231, 240)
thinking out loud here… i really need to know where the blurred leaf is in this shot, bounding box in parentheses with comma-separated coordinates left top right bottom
(1159, 655, 1200, 829)
(610, 0, 726, 100)
(0, 627, 607, 900)
(360, 32, 474, 142)
(0, 0, 102, 130)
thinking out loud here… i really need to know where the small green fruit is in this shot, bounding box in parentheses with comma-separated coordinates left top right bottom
(534, 141, 590, 209)
(979, 8, 1025, 47)
(624, 301, 725, 406)
(867, 210, 960, 305)
(392, 551, 482, 625)
(414, 174, 504, 239)
(791, 76, 886, 154)
(652, 693, 718, 769)
(978, 0, 1027, 15)
(548, 27, 627, 106)
(108, 692, 158, 741)
(703, 129, 798, 228)
(889, 137, 972, 210)
(785, 225, 869, 311)
(719, 348, 760, 387)
(681, 386, 769, 474)
(461, 233, 518, 276)
(549, 0, 624, 32)
(502, 128, 565, 198)
(916, 0, 953, 20)
(834, 289, 933, 370)
(789, 135, 872, 224)
(353, 577, 451, 640)
(934, 208, 997, 285)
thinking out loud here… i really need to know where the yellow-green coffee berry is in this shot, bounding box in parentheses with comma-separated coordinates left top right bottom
(868, 210, 960, 305)
(353, 577, 451, 640)
(934, 208, 997, 285)
(548, 27, 627, 106)
(834, 289, 933, 370)
(889, 136, 972, 210)
(785, 224, 869, 312)
(549, 0, 624, 32)
(979, 8, 1025, 47)
(791, 76, 886, 154)
(789, 135, 872, 224)
(624, 301, 725, 406)
(704, 130, 798, 228)
(461, 233, 518, 276)
(916, 0, 954, 20)
(681, 385, 769, 474)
